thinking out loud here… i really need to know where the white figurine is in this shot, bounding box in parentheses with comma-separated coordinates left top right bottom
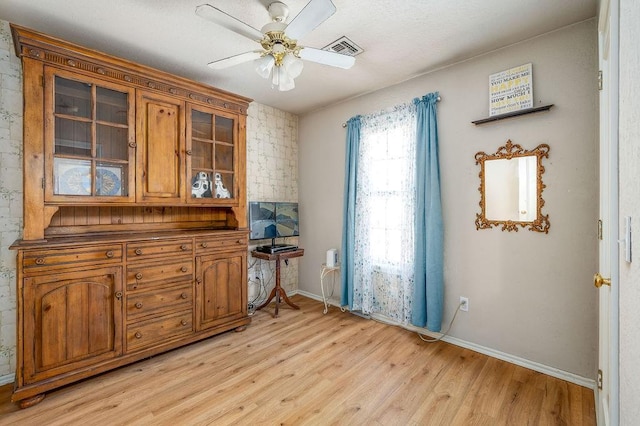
(191, 172, 211, 198)
(214, 172, 231, 198)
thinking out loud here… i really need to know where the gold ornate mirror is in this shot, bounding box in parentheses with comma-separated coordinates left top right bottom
(475, 139, 550, 233)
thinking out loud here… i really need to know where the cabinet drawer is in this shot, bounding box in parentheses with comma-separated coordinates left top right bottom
(195, 234, 247, 254)
(126, 258, 193, 291)
(127, 284, 193, 320)
(127, 239, 193, 262)
(23, 245, 122, 271)
(126, 310, 193, 352)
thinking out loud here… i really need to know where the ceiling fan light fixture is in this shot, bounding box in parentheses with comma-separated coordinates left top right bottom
(282, 54, 304, 78)
(255, 55, 275, 78)
(277, 68, 296, 91)
(198, 0, 352, 92)
(270, 66, 295, 91)
(271, 64, 281, 86)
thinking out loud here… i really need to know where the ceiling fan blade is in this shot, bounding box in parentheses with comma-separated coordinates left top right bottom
(299, 47, 355, 69)
(207, 51, 263, 70)
(196, 4, 264, 41)
(285, 0, 336, 41)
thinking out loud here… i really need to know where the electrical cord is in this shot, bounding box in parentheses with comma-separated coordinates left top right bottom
(417, 300, 464, 343)
(248, 258, 276, 308)
(247, 258, 268, 308)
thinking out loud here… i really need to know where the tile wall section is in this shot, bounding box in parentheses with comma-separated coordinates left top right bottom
(245, 103, 299, 311)
(0, 19, 300, 382)
(0, 20, 23, 382)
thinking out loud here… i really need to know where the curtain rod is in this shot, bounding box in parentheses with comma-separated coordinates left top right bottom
(341, 95, 441, 127)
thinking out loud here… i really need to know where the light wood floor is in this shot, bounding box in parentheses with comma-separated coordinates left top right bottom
(0, 295, 595, 425)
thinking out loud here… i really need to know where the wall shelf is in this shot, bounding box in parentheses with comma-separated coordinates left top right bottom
(472, 104, 554, 125)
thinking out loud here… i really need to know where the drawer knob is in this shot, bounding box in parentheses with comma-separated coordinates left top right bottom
(196, 278, 202, 285)
(135, 332, 142, 339)
(105, 250, 114, 258)
(201, 242, 208, 248)
(135, 273, 143, 280)
(135, 302, 143, 309)
(236, 240, 242, 244)
(181, 292, 188, 299)
(181, 320, 188, 326)
(115, 291, 123, 300)
(186, 150, 192, 155)
(181, 244, 188, 251)
(128, 142, 137, 148)
(35, 258, 45, 265)
(181, 266, 188, 273)
(135, 249, 143, 255)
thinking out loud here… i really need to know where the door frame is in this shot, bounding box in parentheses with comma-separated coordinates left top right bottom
(597, 0, 619, 424)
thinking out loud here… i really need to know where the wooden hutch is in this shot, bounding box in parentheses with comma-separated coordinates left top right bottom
(9, 24, 252, 407)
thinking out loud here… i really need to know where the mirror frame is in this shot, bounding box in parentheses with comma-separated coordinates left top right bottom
(475, 139, 550, 233)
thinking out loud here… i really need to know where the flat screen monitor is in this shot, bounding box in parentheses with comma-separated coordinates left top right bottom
(249, 201, 299, 240)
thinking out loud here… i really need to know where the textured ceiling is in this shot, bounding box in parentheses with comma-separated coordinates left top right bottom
(0, 0, 597, 114)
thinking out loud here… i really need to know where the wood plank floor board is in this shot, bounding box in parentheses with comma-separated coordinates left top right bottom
(365, 343, 462, 425)
(453, 354, 517, 420)
(0, 296, 595, 425)
(307, 331, 418, 424)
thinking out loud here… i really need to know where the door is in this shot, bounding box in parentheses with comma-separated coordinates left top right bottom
(23, 267, 123, 384)
(44, 67, 136, 203)
(186, 104, 239, 204)
(195, 252, 247, 331)
(596, 0, 619, 424)
(136, 91, 186, 202)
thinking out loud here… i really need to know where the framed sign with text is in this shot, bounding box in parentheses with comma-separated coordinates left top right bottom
(489, 63, 533, 116)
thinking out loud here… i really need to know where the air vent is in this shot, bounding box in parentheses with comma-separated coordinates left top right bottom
(322, 36, 364, 57)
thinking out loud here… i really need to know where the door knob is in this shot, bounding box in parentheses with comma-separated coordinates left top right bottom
(594, 273, 611, 288)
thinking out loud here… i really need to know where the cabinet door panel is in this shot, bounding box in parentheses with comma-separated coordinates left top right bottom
(196, 251, 246, 330)
(45, 68, 135, 202)
(23, 267, 123, 384)
(186, 104, 238, 205)
(40, 281, 112, 366)
(136, 91, 185, 202)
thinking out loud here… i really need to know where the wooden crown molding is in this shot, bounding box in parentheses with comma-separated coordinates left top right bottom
(10, 23, 252, 115)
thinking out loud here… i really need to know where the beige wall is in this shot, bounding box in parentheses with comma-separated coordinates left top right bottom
(298, 20, 599, 379)
(618, 0, 640, 421)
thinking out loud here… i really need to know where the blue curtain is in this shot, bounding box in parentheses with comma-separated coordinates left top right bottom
(340, 116, 361, 308)
(411, 92, 444, 331)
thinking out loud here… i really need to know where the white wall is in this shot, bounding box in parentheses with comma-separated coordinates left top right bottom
(618, 0, 640, 421)
(298, 20, 598, 379)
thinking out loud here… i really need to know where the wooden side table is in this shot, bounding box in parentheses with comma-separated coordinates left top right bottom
(251, 248, 304, 317)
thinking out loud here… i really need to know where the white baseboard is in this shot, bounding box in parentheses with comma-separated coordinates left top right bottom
(0, 373, 14, 386)
(296, 289, 595, 389)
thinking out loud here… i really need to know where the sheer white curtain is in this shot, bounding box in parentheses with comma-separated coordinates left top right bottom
(351, 103, 417, 324)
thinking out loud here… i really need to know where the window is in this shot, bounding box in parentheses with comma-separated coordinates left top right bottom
(352, 103, 416, 321)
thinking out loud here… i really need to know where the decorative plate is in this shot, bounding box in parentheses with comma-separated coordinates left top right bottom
(96, 168, 121, 196)
(59, 166, 91, 195)
(58, 167, 121, 196)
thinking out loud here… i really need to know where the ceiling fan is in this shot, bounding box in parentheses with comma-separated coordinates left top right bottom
(195, 0, 356, 91)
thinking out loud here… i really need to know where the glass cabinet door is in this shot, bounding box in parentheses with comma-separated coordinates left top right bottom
(187, 105, 237, 203)
(46, 68, 135, 202)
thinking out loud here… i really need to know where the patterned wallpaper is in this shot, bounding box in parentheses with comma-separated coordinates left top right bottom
(0, 20, 23, 381)
(245, 104, 299, 312)
(0, 20, 299, 382)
